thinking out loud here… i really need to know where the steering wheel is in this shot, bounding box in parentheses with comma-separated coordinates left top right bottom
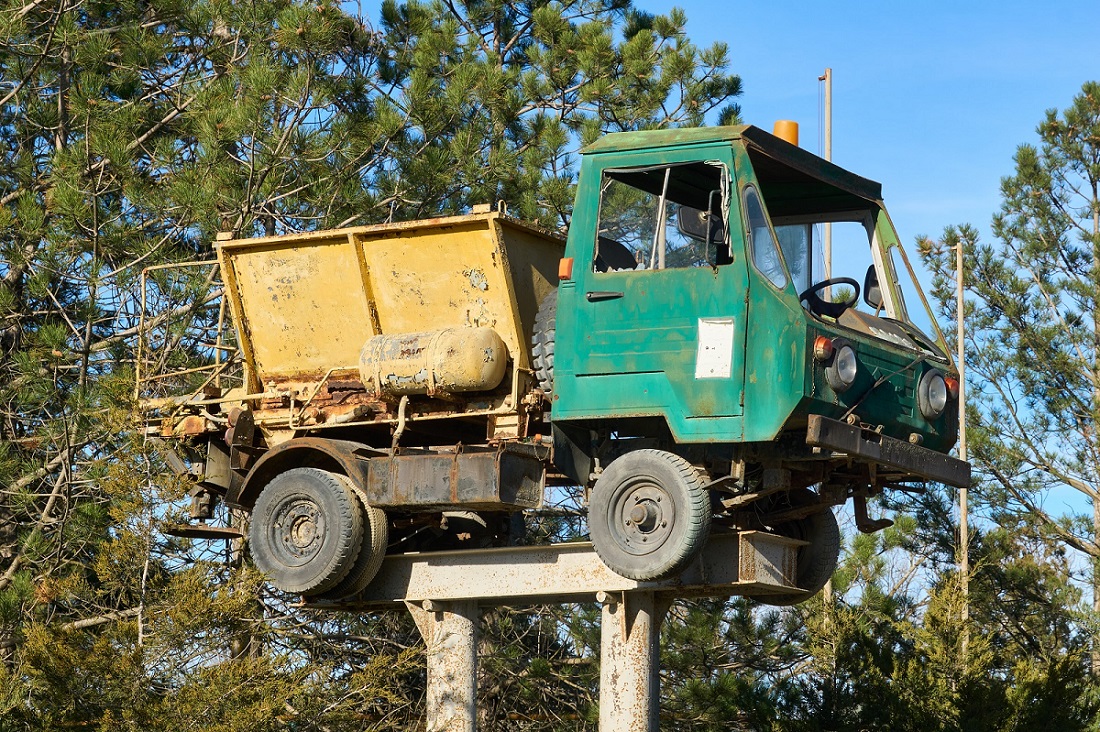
(798, 277, 861, 319)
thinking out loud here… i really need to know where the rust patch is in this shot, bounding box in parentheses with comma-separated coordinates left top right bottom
(173, 415, 210, 436)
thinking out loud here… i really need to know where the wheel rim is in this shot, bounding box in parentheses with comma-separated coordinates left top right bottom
(269, 496, 328, 568)
(605, 477, 677, 557)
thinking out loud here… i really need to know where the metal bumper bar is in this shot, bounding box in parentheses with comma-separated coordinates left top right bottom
(806, 414, 971, 488)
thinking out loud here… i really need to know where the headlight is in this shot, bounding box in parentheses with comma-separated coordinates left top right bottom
(918, 369, 948, 419)
(825, 343, 859, 392)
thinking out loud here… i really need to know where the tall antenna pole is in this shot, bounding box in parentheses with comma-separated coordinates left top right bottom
(956, 238, 969, 656)
(819, 68, 834, 610)
(820, 69, 833, 285)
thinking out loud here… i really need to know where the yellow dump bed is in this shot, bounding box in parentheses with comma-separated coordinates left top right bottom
(217, 211, 564, 396)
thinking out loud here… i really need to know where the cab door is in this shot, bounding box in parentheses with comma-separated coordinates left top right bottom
(559, 148, 749, 428)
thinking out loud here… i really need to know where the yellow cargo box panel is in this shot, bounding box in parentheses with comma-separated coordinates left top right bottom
(217, 212, 564, 391)
(219, 232, 376, 387)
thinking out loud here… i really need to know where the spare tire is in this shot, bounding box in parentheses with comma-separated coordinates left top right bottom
(757, 488, 840, 606)
(588, 449, 711, 581)
(531, 289, 557, 393)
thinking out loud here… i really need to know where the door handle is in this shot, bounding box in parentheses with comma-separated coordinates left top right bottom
(586, 291, 624, 302)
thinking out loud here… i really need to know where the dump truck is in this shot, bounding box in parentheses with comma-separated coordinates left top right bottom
(140, 123, 970, 604)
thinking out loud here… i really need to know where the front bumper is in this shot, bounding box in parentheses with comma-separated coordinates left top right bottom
(806, 415, 971, 488)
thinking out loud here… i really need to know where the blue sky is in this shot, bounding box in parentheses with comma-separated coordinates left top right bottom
(642, 0, 1099, 250)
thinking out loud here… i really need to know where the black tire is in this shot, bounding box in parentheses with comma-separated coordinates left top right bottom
(589, 450, 711, 581)
(249, 467, 364, 596)
(757, 488, 841, 606)
(313, 477, 389, 601)
(531, 289, 557, 393)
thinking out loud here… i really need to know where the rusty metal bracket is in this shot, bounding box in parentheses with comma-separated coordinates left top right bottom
(854, 495, 894, 534)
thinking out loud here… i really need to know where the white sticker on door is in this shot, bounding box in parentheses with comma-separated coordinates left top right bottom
(695, 318, 735, 379)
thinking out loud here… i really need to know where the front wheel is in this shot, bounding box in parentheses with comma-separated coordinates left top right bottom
(588, 450, 711, 581)
(249, 468, 364, 596)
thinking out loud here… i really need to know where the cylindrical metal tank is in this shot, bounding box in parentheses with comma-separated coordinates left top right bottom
(359, 327, 508, 396)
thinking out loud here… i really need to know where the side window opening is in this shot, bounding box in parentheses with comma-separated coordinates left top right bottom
(744, 186, 787, 288)
(594, 161, 731, 272)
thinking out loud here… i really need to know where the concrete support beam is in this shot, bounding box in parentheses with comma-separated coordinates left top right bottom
(599, 592, 671, 732)
(306, 530, 806, 731)
(315, 531, 803, 611)
(407, 599, 479, 732)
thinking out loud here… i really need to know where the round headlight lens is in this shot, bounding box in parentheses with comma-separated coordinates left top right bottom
(919, 370, 948, 419)
(826, 344, 859, 392)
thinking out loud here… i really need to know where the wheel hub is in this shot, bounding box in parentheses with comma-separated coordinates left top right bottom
(628, 500, 660, 532)
(273, 499, 326, 565)
(610, 482, 675, 556)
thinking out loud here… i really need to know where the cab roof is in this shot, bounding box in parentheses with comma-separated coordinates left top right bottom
(583, 125, 883, 214)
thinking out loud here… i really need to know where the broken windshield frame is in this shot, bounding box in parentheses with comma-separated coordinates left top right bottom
(770, 206, 952, 364)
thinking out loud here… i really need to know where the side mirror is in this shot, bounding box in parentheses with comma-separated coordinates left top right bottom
(864, 264, 884, 310)
(676, 202, 725, 246)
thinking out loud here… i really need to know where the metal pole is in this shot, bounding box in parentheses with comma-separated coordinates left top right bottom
(819, 67, 835, 609)
(820, 69, 833, 286)
(598, 591, 669, 732)
(408, 600, 479, 732)
(956, 239, 969, 655)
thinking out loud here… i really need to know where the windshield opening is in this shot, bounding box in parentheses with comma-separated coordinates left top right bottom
(768, 208, 945, 359)
(743, 143, 950, 360)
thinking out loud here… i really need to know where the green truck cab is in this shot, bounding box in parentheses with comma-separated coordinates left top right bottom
(541, 125, 968, 591)
(140, 124, 968, 605)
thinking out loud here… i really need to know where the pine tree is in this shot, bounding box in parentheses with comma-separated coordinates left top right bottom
(919, 81, 1100, 674)
(0, 1, 409, 727)
(0, 0, 747, 726)
(374, 0, 742, 227)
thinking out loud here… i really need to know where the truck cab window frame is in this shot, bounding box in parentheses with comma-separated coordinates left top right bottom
(593, 161, 733, 273)
(743, 184, 788, 289)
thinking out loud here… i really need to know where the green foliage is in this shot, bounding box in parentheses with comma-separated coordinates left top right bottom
(13, 2, 1094, 731)
(919, 82, 1100, 564)
(906, 81, 1100, 729)
(375, 0, 741, 227)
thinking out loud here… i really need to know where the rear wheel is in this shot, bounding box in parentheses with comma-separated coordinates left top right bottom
(313, 477, 389, 601)
(589, 450, 711, 581)
(757, 488, 840, 606)
(249, 468, 363, 596)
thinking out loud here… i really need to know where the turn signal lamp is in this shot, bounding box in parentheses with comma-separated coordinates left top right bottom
(812, 336, 834, 362)
(559, 257, 574, 281)
(944, 376, 960, 400)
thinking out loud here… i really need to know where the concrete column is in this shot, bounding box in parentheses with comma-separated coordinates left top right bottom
(598, 591, 670, 732)
(407, 599, 479, 732)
